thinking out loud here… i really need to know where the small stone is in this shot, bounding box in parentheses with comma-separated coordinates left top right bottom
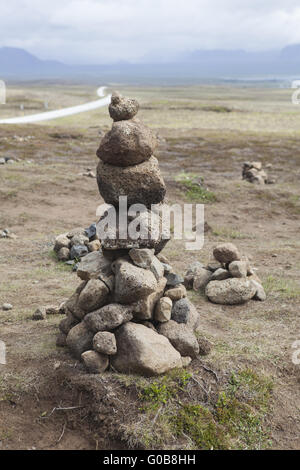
(108, 92, 139, 122)
(154, 296, 172, 322)
(76, 251, 114, 290)
(84, 303, 133, 333)
(213, 243, 240, 264)
(70, 234, 89, 247)
(87, 240, 101, 252)
(129, 248, 155, 268)
(166, 272, 184, 288)
(93, 331, 117, 355)
(57, 247, 70, 261)
(66, 323, 94, 358)
(206, 261, 223, 272)
(157, 320, 199, 358)
(32, 306, 47, 320)
(171, 298, 190, 324)
(193, 268, 212, 291)
(81, 350, 109, 373)
(165, 284, 187, 301)
(228, 260, 247, 278)
(45, 305, 59, 315)
(54, 234, 70, 252)
(70, 245, 88, 259)
(211, 268, 231, 281)
(2, 303, 12, 311)
(78, 279, 109, 314)
(85, 223, 97, 240)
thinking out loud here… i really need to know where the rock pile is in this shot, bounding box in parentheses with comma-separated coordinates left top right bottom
(56, 92, 208, 376)
(184, 242, 266, 305)
(0, 228, 17, 240)
(0, 156, 17, 165)
(54, 223, 101, 263)
(242, 161, 274, 185)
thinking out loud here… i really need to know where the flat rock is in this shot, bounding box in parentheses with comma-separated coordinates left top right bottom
(97, 118, 156, 166)
(205, 278, 256, 305)
(157, 320, 199, 358)
(114, 260, 157, 304)
(111, 322, 182, 376)
(84, 303, 133, 333)
(96, 156, 166, 208)
(108, 92, 139, 122)
(81, 350, 109, 373)
(213, 243, 240, 264)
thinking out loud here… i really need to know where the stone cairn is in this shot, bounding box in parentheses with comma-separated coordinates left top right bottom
(57, 92, 208, 376)
(54, 223, 101, 263)
(242, 161, 274, 185)
(184, 242, 266, 304)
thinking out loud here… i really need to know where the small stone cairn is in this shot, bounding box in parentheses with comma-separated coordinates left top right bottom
(184, 242, 266, 304)
(54, 223, 101, 262)
(57, 92, 208, 376)
(242, 161, 274, 185)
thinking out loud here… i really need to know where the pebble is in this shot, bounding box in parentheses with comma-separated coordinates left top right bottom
(2, 303, 12, 311)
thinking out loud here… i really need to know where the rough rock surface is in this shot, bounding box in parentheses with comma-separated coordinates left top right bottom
(97, 119, 157, 166)
(81, 350, 109, 373)
(66, 323, 94, 358)
(129, 248, 154, 268)
(78, 279, 109, 313)
(84, 303, 133, 333)
(206, 278, 256, 305)
(154, 296, 172, 322)
(157, 320, 199, 358)
(165, 284, 186, 301)
(76, 251, 114, 290)
(228, 260, 248, 278)
(111, 322, 182, 376)
(93, 331, 117, 355)
(131, 277, 167, 320)
(193, 268, 212, 291)
(114, 260, 157, 304)
(109, 92, 139, 122)
(96, 156, 166, 207)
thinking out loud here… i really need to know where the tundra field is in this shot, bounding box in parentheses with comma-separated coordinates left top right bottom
(0, 83, 300, 450)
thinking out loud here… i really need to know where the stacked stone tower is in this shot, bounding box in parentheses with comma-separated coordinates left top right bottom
(57, 92, 209, 376)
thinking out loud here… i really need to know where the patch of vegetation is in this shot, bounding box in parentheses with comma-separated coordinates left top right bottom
(212, 226, 250, 240)
(263, 275, 300, 299)
(215, 369, 273, 449)
(202, 105, 232, 113)
(175, 172, 217, 203)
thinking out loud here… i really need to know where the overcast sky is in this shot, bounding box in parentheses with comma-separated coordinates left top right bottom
(1, 0, 300, 63)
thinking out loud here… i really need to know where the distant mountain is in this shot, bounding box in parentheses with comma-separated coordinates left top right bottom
(0, 45, 300, 83)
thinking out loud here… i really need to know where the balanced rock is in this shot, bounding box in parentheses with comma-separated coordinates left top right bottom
(84, 303, 133, 333)
(96, 156, 166, 208)
(157, 320, 199, 358)
(228, 260, 247, 278)
(109, 92, 139, 122)
(111, 322, 182, 376)
(97, 119, 156, 166)
(213, 243, 240, 264)
(205, 278, 256, 305)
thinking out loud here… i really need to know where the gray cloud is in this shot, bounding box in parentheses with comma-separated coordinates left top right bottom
(1, 0, 300, 63)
